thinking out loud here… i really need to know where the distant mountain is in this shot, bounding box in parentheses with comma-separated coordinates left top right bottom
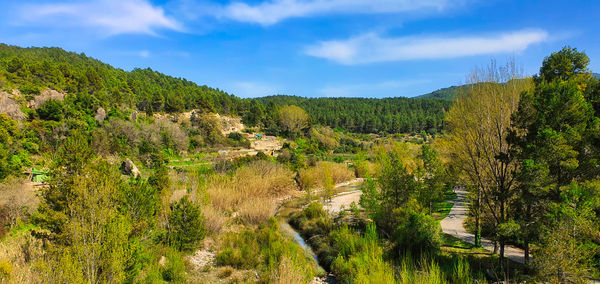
(416, 86, 462, 101)
(593, 73, 600, 79)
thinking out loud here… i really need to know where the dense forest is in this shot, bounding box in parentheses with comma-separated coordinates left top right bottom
(256, 95, 450, 134)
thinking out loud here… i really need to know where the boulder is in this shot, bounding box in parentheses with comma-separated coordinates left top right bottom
(95, 107, 106, 122)
(129, 110, 138, 122)
(0, 92, 26, 120)
(120, 158, 141, 178)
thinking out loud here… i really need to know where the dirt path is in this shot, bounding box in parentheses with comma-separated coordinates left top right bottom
(322, 179, 363, 214)
(440, 187, 527, 264)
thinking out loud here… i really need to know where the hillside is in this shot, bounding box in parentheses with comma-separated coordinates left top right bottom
(0, 44, 450, 135)
(594, 72, 600, 79)
(0, 44, 244, 115)
(417, 85, 462, 101)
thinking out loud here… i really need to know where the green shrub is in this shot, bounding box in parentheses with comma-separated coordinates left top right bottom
(37, 99, 64, 121)
(167, 197, 206, 251)
(160, 248, 186, 282)
(393, 211, 441, 256)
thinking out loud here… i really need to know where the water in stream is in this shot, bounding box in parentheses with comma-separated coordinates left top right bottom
(279, 221, 337, 283)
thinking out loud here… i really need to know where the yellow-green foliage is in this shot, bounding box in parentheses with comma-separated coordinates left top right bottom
(309, 126, 339, 150)
(298, 161, 354, 191)
(374, 142, 420, 174)
(0, 260, 12, 281)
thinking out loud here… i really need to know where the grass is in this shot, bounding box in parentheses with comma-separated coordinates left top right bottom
(432, 188, 458, 220)
(440, 233, 530, 282)
(432, 202, 454, 220)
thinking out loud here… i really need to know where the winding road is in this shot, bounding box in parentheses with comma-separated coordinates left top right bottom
(440, 187, 527, 264)
(320, 182, 528, 264)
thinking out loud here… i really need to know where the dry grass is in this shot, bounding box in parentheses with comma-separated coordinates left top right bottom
(298, 161, 354, 191)
(237, 198, 275, 225)
(0, 178, 40, 232)
(217, 266, 234, 278)
(202, 205, 227, 235)
(207, 160, 297, 212)
(270, 255, 305, 284)
(0, 230, 45, 283)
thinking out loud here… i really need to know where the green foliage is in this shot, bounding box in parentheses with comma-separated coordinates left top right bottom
(148, 163, 171, 192)
(160, 248, 186, 282)
(37, 99, 64, 121)
(120, 178, 159, 234)
(0, 44, 243, 115)
(216, 218, 318, 282)
(507, 46, 600, 277)
(539, 46, 590, 83)
(167, 197, 205, 252)
(393, 211, 442, 256)
(330, 224, 396, 283)
(417, 85, 462, 101)
(257, 95, 450, 134)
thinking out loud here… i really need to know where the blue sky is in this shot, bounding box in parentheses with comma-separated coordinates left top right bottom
(1, 0, 599, 98)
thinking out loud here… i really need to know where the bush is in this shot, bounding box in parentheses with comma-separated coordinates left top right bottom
(227, 132, 243, 141)
(329, 224, 396, 283)
(393, 211, 441, 256)
(167, 197, 206, 251)
(0, 260, 12, 281)
(160, 248, 186, 282)
(37, 99, 63, 121)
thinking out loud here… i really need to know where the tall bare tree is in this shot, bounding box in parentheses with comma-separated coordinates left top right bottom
(442, 59, 533, 260)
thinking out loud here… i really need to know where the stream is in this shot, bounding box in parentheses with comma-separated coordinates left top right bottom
(276, 179, 364, 284)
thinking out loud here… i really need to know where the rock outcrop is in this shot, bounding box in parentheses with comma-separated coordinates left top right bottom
(0, 92, 26, 120)
(120, 158, 141, 178)
(95, 107, 106, 122)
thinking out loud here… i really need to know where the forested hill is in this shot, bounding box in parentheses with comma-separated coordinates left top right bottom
(256, 95, 450, 134)
(416, 86, 461, 101)
(0, 44, 450, 134)
(594, 72, 600, 79)
(0, 44, 243, 115)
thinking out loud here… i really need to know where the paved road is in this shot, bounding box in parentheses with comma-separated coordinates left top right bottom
(440, 187, 527, 264)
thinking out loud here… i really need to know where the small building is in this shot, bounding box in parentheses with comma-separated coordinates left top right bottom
(27, 168, 49, 183)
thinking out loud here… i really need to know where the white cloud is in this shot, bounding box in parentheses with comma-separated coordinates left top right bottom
(18, 0, 182, 36)
(319, 79, 431, 97)
(306, 29, 549, 65)
(222, 0, 451, 25)
(231, 81, 279, 98)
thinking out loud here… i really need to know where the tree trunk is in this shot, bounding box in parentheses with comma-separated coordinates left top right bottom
(475, 186, 482, 247)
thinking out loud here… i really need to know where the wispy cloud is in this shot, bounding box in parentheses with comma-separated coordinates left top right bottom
(221, 0, 452, 25)
(306, 29, 549, 65)
(319, 79, 432, 97)
(16, 0, 182, 36)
